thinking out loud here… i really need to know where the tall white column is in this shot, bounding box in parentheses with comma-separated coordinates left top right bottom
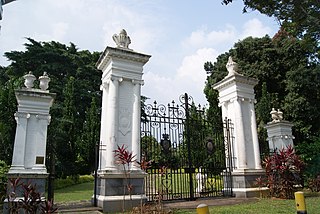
(233, 97, 247, 169)
(249, 100, 262, 169)
(131, 79, 143, 170)
(99, 82, 108, 170)
(10, 112, 29, 170)
(104, 76, 122, 170)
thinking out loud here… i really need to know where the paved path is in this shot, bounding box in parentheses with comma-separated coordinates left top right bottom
(56, 197, 258, 213)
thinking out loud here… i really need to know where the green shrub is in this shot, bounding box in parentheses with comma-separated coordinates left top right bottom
(296, 137, 320, 188)
(54, 175, 94, 190)
(0, 160, 9, 202)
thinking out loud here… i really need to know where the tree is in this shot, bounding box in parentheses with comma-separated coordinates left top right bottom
(204, 33, 320, 150)
(0, 79, 17, 163)
(55, 76, 78, 177)
(221, 0, 320, 61)
(77, 97, 100, 174)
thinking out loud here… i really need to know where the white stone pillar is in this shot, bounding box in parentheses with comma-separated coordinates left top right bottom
(265, 110, 294, 152)
(233, 97, 247, 169)
(10, 112, 29, 170)
(131, 79, 143, 170)
(249, 99, 262, 169)
(7, 72, 55, 203)
(212, 57, 265, 198)
(99, 82, 108, 170)
(104, 76, 122, 170)
(95, 29, 151, 213)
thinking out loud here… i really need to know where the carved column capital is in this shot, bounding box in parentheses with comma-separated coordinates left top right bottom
(131, 79, 144, 86)
(110, 75, 123, 83)
(35, 114, 52, 125)
(100, 82, 109, 90)
(14, 112, 30, 125)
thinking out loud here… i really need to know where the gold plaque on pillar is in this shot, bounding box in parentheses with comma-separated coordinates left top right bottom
(36, 156, 44, 164)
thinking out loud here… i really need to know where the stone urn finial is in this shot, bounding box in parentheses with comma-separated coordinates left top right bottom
(226, 56, 239, 77)
(270, 108, 278, 122)
(23, 71, 36, 89)
(39, 72, 50, 91)
(270, 108, 284, 122)
(277, 109, 283, 121)
(112, 29, 131, 49)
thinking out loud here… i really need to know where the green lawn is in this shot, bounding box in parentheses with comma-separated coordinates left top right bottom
(54, 181, 94, 203)
(175, 196, 320, 214)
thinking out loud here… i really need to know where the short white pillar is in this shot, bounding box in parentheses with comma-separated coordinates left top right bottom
(7, 72, 55, 204)
(265, 109, 294, 152)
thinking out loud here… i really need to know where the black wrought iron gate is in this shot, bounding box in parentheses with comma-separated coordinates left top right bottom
(141, 93, 234, 201)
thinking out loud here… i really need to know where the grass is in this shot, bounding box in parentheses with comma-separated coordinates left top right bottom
(174, 195, 320, 214)
(54, 181, 94, 203)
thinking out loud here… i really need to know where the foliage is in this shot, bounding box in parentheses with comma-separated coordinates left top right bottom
(5, 178, 58, 214)
(263, 145, 304, 199)
(204, 34, 320, 149)
(77, 97, 100, 174)
(0, 160, 9, 201)
(308, 175, 320, 192)
(114, 145, 136, 211)
(0, 38, 101, 177)
(0, 79, 17, 163)
(221, 0, 320, 61)
(295, 136, 320, 189)
(141, 135, 161, 165)
(54, 175, 94, 190)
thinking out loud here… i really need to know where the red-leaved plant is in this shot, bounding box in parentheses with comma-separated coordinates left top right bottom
(263, 145, 304, 199)
(6, 178, 58, 214)
(114, 144, 136, 212)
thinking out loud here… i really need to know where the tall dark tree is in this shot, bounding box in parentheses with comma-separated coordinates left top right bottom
(55, 76, 78, 177)
(221, 0, 320, 61)
(223, 2, 319, 45)
(77, 97, 100, 174)
(204, 33, 320, 149)
(0, 79, 17, 163)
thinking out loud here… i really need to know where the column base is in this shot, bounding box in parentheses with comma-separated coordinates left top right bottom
(96, 194, 147, 213)
(95, 170, 147, 212)
(231, 169, 266, 198)
(232, 187, 269, 198)
(6, 172, 48, 195)
(3, 173, 48, 214)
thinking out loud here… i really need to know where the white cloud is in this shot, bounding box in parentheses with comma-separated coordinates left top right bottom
(177, 48, 218, 83)
(34, 22, 69, 42)
(143, 48, 218, 105)
(240, 18, 272, 38)
(182, 25, 236, 49)
(144, 18, 274, 106)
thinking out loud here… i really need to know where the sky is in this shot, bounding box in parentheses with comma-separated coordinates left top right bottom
(0, 0, 279, 106)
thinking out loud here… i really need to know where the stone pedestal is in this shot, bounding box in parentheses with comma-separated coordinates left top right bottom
(95, 30, 151, 212)
(265, 120, 294, 152)
(4, 73, 55, 213)
(212, 57, 264, 198)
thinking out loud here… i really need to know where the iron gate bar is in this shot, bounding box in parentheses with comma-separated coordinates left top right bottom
(183, 93, 195, 201)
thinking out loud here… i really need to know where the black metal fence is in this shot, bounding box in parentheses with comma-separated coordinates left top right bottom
(141, 93, 234, 201)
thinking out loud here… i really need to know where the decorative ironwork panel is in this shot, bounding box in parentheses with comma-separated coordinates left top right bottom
(141, 93, 234, 201)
